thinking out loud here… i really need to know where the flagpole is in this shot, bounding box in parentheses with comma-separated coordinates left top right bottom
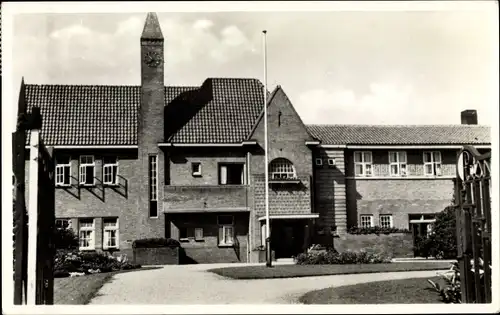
(263, 30, 272, 268)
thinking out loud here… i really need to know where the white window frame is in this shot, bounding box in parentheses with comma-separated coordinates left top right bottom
(103, 218, 119, 250)
(423, 151, 442, 176)
(79, 155, 95, 186)
(354, 151, 373, 177)
(149, 155, 158, 218)
(192, 162, 202, 177)
(55, 156, 71, 187)
(269, 158, 297, 180)
(389, 151, 407, 176)
(315, 158, 323, 166)
(217, 215, 234, 246)
(328, 158, 336, 166)
(103, 157, 119, 186)
(219, 163, 246, 185)
(55, 218, 72, 230)
(379, 214, 393, 228)
(360, 215, 374, 228)
(79, 218, 95, 250)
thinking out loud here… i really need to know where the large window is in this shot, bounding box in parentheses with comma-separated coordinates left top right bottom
(269, 158, 296, 180)
(354, 151, 373, 177)
(79, 218, 95, 250)
(55, 155, 71, 187)
(379, 214, 393, 228)
(103, 157, 119, 186)
(389, 151, 407, 176)
(360, 215, 373, 228)
(423, 151, 442, 176)
(149, 155, 158, 218)
(219, 163, 245, 185)
(79, 155, 95, 186)
(103, 218, 119, 250)
(217, 215, 234, 246)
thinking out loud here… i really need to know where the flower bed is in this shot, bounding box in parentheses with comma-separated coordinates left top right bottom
(347, 226, 411, 235)
(54, 250, 141, 278)
(295, 249, 391, 265)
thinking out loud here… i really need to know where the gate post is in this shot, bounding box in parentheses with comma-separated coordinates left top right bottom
(26, 129, 40, 305)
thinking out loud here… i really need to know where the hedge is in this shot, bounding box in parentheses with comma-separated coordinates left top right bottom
(132, 237, 181, 249)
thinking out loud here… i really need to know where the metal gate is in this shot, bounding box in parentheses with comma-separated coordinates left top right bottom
(455, 145, 492, 303)
(13, 80, 55, 305)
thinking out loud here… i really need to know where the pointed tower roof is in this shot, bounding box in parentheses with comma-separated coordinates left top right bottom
(141, 12, 163, 40)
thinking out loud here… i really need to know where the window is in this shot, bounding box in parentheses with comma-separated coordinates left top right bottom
(149, 155, 158, 218)
(354, 151, 373, 177)
(194, 228, 204, 241)
(423, 151, 442, 176)
(55, 155, 71, 187)
(103, 218, 119, 250)
(389, 151, 407, 176)
(379, 215, 393, 228)
(55, 218, 71, 230)
(315, 158, 323, 166)
(192, 162, 202, 177)
(360, 215, 373, 228)
(219, 164, 245, 185)
(269, 158, 296, 180)
(103, 157, 119, 186)
(79, 218, 95, 250)
(328, 158, 336, 166)
(217, 215, 234, 246)
(79, 155, 95, 186)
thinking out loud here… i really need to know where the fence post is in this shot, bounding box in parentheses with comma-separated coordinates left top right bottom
(26, 129, 39, 305)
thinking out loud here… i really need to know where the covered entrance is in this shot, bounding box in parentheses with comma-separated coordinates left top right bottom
(259, 214, 318, 259)
(409, 214, 436, 257)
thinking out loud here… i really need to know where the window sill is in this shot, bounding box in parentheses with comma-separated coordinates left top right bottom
(179, 238, 190, 243)
(218, 243, 234, 248)
(194, 239, 205, 243)
(269, 179, 301, 184)
(56, 184, 72, 188)
(103, 247, 119, 251)
(346, 175, 454, 180)
(79, 184, 97, 188)
(104, 183, 120, 187)
(79, 247, 95, 251)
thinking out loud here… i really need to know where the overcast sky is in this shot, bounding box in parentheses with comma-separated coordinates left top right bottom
(7, 3, 498, 126)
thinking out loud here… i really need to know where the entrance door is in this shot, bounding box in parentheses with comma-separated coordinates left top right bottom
(271, 220, 305, 259)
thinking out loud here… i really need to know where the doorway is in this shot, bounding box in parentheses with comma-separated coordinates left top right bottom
(409, 214, 436, 257)
(270, 220, 306, 259)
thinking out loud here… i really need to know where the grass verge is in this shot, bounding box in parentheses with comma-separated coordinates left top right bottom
(299, 276, 445, 304)
(54, 267, 160, 305)
(209, 262, 451, 280)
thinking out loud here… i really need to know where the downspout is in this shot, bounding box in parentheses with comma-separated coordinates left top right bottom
(246, 151, 252, 263)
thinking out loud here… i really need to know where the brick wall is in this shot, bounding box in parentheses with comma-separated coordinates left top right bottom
(313, 148, 347, 233)
(334, 233, 414, 258)
(346, 178, 455, 229)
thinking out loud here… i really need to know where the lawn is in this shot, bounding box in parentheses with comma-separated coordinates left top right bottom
(209, 262, 451, 280)
(299, 276, 445, 304)
(54, 267, 160, 304)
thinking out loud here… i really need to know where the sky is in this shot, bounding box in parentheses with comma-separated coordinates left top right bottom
(6, 3, 499, 127)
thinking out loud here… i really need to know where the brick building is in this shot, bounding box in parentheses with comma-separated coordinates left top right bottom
(21, 13, 491, 263)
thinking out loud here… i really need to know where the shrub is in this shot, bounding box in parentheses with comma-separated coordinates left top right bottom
(132, 238, 181, 249)
(54, 228, 79, 249)
(427, 261, 462, 303)
(295, 250, 391, 265)
(414, 206, 457, 259)
(348, 226, 411, 235)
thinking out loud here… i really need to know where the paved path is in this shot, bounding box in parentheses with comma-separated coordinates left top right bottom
(89, 264, 443, 304)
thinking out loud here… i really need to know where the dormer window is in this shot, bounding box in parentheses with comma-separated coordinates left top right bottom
(269, 158, 297, 180)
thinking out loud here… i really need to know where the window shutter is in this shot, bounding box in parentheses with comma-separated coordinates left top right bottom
(218, 226, 224, 244)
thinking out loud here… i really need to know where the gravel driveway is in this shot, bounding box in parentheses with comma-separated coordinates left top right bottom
(88, 263, 443, 304)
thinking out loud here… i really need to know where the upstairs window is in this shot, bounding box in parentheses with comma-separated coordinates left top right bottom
(55, 155, 71, 187)
(103, 157, 119, 186)
(354, 151, 373, 177)
(79, 155, 95, 186)
(389, 151, 407, 176)
(269, 158, 296, 180)
(423, 151, 442, 176)
(219, 164, 245, 185)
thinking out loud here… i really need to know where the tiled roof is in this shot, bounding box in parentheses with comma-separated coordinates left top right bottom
(24, 78, 264, 145)
(25, 85, 139, 146)
(166, 78, 265, 143)
(306, 124, 491, 145)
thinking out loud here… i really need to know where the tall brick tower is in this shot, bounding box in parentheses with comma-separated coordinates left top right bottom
(137, 12, 165, 234)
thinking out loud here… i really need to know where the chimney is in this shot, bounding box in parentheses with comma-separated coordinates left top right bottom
(461, 110, 478, 125)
